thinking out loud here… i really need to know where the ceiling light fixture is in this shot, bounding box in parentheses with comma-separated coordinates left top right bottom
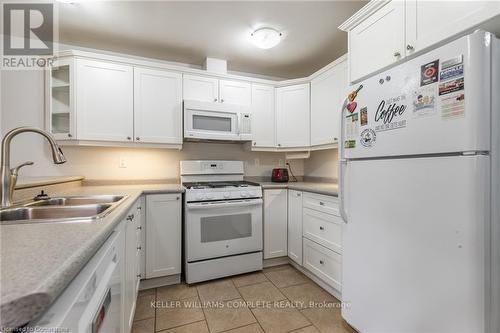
(251, 28, 282, 49)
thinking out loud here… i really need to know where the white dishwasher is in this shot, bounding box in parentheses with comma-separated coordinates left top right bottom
(30, 228, 124, 333)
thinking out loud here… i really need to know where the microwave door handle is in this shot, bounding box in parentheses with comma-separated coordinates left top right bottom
(187, 199, 263, 210)
(236, 113, 241, 135)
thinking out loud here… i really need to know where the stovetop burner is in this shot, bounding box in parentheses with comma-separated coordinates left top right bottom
(183, 181, 260, 190)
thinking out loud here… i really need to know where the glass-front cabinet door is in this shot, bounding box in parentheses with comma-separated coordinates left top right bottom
(46, 58, 75, 140)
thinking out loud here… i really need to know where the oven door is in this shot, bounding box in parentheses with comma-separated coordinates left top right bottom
(186, 198, 263, 262)
(184, 108, 240, 141)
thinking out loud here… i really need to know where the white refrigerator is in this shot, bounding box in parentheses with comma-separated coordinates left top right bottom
(339, 30, 500, 333)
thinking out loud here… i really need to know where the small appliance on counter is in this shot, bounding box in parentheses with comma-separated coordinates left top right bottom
(271, 168, 289, 182)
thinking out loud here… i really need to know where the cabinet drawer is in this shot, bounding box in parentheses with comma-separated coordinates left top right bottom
(303, 238, 341, 291)
(303, 192, 339, 216)
(303, 208, 342, 254)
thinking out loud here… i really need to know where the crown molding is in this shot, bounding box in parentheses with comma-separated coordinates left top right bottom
(338, 0, 392, 31)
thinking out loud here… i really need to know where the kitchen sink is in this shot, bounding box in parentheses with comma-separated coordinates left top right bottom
(0, 195, 128, 225)
(24, 195, 125, 206)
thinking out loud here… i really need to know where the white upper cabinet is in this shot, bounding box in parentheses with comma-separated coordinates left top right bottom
(310, 59, 348, 147)
(276, 83, 310, 148)
(76, 59, 134, 142)
(134, 68, 183, 144)
(251, 84, 276, 148)
(219, 79, 251, 105)
(341, 0, 500, 83)
(183, 74, 219, 102)
(405, 0, 500, 54)
(346, 1, 405, 82)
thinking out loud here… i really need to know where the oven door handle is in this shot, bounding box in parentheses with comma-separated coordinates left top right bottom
(186, 198, 263, 210)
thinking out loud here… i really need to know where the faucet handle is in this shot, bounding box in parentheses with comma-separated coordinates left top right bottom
(11, 161, 34, 176)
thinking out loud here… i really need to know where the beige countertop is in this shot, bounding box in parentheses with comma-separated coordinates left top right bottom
(0, 183, 184, 329)
(253, 181, 338, 196)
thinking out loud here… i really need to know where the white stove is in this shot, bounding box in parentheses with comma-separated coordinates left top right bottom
(180, 161, 263, 284)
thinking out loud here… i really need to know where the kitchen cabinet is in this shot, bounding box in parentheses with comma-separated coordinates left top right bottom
(310, 59, 347, 147)
(251, 84, 276, 148)
(45, 58, 75, 140)
(145, 194, 182, 279)
(219, 79, 251, 105)
(303, 238, 342, 291)
(288, 190, 303, 265)
(134, 67, 183, 144)
(183, 74, 219, 102)
(76, 59, 134, 141)
(341, 0, 500, 83)
(124, 202, 141, 333)
(264, 189, 288, 259)
(405, 0, 500, 54)
(345, 1, 405, 82)
(183, 74, 251, 105)
(276, 83, 310, 148)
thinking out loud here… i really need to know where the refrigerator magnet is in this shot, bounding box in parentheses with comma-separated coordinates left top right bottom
(420, 60, 439, 86)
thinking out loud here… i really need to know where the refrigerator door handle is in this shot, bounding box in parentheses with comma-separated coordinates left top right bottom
(339, 97, 349, 223)
(339, 159, 348, 223)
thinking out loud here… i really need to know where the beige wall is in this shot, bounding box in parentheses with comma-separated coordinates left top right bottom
(303, 149, 338, 180)
(1, 69, 303, 180)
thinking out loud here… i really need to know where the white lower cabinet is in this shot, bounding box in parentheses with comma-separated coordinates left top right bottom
(303, 208, 342, 254)
(303, 238, 342, 291)
(264, 189, 288, 259)
(123, 201, 141, 333)
(145, 194, 182, 278)
(288, 190, 303, 265)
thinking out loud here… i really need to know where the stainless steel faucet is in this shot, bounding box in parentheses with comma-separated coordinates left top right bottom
(1, 127, 66, 207)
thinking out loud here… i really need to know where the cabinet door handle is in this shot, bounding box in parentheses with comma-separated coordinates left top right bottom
(278, 143, 281, 147)
(406, 44, 414, 51)
(220, 99, 224, 103)
(137, 274, 141, 278)
(393, 51, 401, 58)
(127, 136, 132, 141)
(137, 206, 142, 210)
(214, 98, 218, 102)
(297, 193, 301, 197)
(126, 214, 134, 221)
(319, 260, 325, 265)
(319, 226, 324, 231)
(68, 133, 73, 138)
(333, 137, 338, 142)
(136, 137, 140, 141)
(253, 142, 256, 146)
(176, 196, 180, 200)
(136, 226, 142, 230)
(137, 246, 142, 250)
(319, 202, 325, 206)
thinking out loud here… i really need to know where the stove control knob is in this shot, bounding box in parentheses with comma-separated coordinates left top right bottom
(223, 192, 230, 198)
(241, 191, 249, 197)
(196, 194, 204, 200)
(206, 193, 213, 199)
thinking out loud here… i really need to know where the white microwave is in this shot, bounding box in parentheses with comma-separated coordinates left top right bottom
(184, 100, 252, 141)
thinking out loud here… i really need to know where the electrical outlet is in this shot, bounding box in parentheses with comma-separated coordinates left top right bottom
(254, 158, 260, 166)
(278, 159, 284, 167)
(119, 157, 127, 168)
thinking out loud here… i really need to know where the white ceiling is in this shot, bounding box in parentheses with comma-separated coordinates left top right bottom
(58, 1, 367, 79)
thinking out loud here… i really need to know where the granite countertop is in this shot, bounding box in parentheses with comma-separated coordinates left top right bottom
(0, 183, 184, 329)
(251, 180, 338, 196)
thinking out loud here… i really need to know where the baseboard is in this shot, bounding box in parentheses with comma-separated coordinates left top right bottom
(139, 274, 181, 290)
(263, 256, 289, 268)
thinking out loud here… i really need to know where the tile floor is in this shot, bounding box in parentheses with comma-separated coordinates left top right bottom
(132, 264, 356, 333)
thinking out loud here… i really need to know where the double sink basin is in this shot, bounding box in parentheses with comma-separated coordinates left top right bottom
(0, 195, 128, 225)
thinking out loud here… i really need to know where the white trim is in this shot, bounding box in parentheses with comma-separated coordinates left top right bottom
(338, 0, 392, 31)
(289, 260, 342, 301)
(139, 274, 181, 290)
(57, 140, 183, 150)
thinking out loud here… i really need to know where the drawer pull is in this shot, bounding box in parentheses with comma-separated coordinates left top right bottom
(126, 214, 134, 221)
(319, 260, 325, 265)
(136, 226, 142, 230)
(137, 274, 141, 278)
(137, 246, 142, 250)
(319, 202, 325, 206)
(319, 226, 324, 231)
